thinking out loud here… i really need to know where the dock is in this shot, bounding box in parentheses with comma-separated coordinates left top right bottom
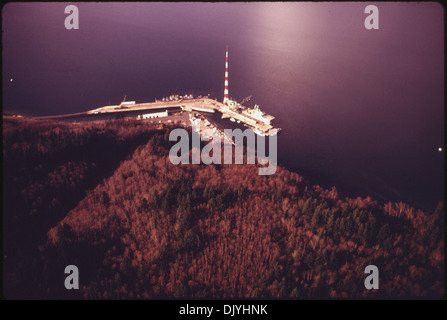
(85, 97, 279, 136)
(35, 46, 281, 136)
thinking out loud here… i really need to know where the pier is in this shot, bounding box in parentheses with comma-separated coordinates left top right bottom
(36, 46, 281, 136)
(83, 97, 278, 135)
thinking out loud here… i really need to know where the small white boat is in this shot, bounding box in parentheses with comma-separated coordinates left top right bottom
(253, 128, 266, 136)
(230, 118, 235, 122)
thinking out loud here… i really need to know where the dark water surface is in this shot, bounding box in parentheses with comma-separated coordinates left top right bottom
(2, 3, 444, 211)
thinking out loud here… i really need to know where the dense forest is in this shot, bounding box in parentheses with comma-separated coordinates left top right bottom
(2, 116, 444, 299)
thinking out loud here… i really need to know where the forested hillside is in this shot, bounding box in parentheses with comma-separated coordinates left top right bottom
(2, 117, 444, 299)
(3, 117, 165, 298)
